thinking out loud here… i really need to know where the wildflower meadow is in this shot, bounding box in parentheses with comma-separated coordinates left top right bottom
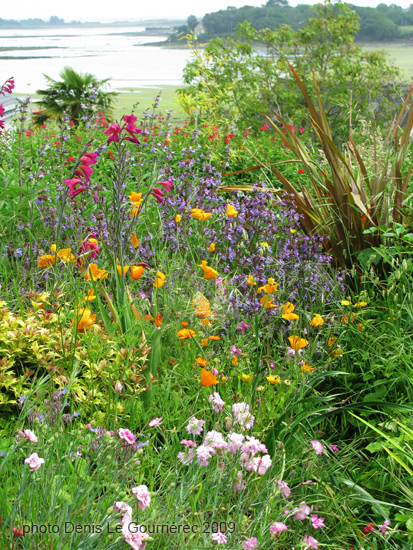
(0, 59, 412, 550)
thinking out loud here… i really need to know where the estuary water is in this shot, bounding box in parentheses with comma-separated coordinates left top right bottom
(0, 26, 192, 94)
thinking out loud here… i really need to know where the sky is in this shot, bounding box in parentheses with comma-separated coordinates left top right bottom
(1, 0, 412, 23)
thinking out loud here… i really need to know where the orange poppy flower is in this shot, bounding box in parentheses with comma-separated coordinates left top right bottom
(198, 260, 218, 280)
(195, 357, 209, 367)
(177, 329, 196, 339)
(209, 335, 220, 341)
(201, 338, 209, 347)
(57, 248, 75, 263)
(131, 266, 145, 280)
(288, 335, 309, 350)
(201, 368, 219, 386)
(191, 208, 212, 221)
(260, 295, 277, 309)
(131, 234, 139, 248)
(72, 308, 96, 332)
(181, 321, 189, 327)
(155, 312, 162, 327)
(117, 265, 130, 276)
(226, 204, 238, 218)
(310, 314, 324, 327)
(38, 254, 56, 269)
(82, 289, 96, 302)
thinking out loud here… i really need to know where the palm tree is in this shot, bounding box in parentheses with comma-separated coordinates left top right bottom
(32, 66, 118, 127)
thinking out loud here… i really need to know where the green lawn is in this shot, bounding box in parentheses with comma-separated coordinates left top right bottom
(360, 42, 413, 79)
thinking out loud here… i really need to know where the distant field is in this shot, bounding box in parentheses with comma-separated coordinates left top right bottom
(360, 42, 413, 80)
(14, 85, 186, 125)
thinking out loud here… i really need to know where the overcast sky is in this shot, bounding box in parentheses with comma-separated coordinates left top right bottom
(2, 0, 412, 23)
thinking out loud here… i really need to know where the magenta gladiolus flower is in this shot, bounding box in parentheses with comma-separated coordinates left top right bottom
(132, 485, 151, 510)
(75, 163, 93, 182)
(80, 152, 98, 165)
(148, 417, 163, 427)
(24, 452, 44, 471)
(329, 444, 338, 453)
(237, 321, 251, 333)
(0, 104, 4, 117)
(63, 178, 87, 198)
(105, 122, 122, 144)
(123, 114, 137, 125)
(150, 187, 165, 204)
(118, 428, 135, 445)
(158, 180, 173, 192)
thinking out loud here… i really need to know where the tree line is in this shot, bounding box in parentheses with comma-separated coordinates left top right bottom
(175, 1, 413, 42)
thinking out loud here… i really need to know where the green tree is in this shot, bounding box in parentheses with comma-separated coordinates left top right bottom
(33, 66, 118, 127)
(181, 0, 401, 140)
(187, 15, 198, 32)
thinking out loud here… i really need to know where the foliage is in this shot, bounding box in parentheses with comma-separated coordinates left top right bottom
(180, 0, 402, 140)
(33, 66, 118, 127)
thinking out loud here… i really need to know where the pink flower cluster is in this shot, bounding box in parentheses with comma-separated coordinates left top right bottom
(63, 149, 98, 199)
(178, 405, 271, 479)
(18, 429, 38, 443)
(105, 114, 142, 145)
(114, 499, 149, 550)
(0, 77, 15, 135)
(79, 232, 100, 259)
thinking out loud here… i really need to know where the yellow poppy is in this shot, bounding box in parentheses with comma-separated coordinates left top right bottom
(281, 302, 299, 321)
(267, 375, 281, 385)
(260, 295, 277, 309)
(288, 335, 309, 350)
(226, 204, 238, 218)
(175, 214, 181, 223)
(153, 271, 166, 288)
(301, 362, 314, 373)
(84, 263, 108, 281)
(191, 208, 212, 221)
(310, 314, 324, 327)
(208, 243, 216, 253)
(247, 275, 256, 286)
(354, 302, 367, 308)
(341, 299, 351, 306)
(241, 374, 251, 382)
(232, 356, 238, 366)
(198, 260, 218, 280)
(82, 289, 96, 302)
(117, 265, 130, 276)
(257, 278, 279, 294)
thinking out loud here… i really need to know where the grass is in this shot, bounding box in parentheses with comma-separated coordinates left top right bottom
(360, 42, 413, 79)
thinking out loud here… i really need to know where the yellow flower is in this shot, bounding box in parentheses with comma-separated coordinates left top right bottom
(177, 329, 196, 339)
(117, 265, 130, 276)
(131, 234, 139, 248)
(50, 244, 57, 253)
(247, 275, 256, 286)
(260, 295, 277, 309)
(258, 278, 279, 294)
(301, 361, 314, 373)
(201, 338, 209, 348)
(131, 266, 145, 280)
(198, 260, 218, 280)
(129, 191, 142, 206)
(84, 264, 108, 281)
(153, 271, 166, 288)
(232, 356, 238, 366)
(226, 204, 238, 218)
(261, 242, 269, 248)
(175, 214, 181, 223)
(38, 254, 55, 269)
(191, 208, 212, 221)
(267, 375, 280, 385)
(290, 229, 297, 234)
(208, 243, 216, 253)
(341, 299, 351, 306)
(354, 301, 367, 308)
(221, 376, 228, 382)
(209, 335, 221, 341)
(57, 248, 75, 263)
(288, 335, 309, 350)
(281, 302, 299, 321)
(195, 357, 209, 367)
(241, 374, 251, 382)
(72, 308, 96, 332)
(310, 314, 324, 327)
(327, 336, 337, 348)
(82, 289, 96, 302)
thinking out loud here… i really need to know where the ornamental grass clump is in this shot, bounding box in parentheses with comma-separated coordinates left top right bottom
(260, 64, 413, 272)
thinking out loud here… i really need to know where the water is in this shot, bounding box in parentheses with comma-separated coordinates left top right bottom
(0, 26, 193, 93)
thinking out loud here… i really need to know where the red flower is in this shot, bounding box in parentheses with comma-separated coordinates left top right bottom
(107, 150, 114, 159)
(104, 123, 122, 144)
(363, 522, 374, 534)
(67, 156, 74, 162)
(298, 169, 304, 174)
